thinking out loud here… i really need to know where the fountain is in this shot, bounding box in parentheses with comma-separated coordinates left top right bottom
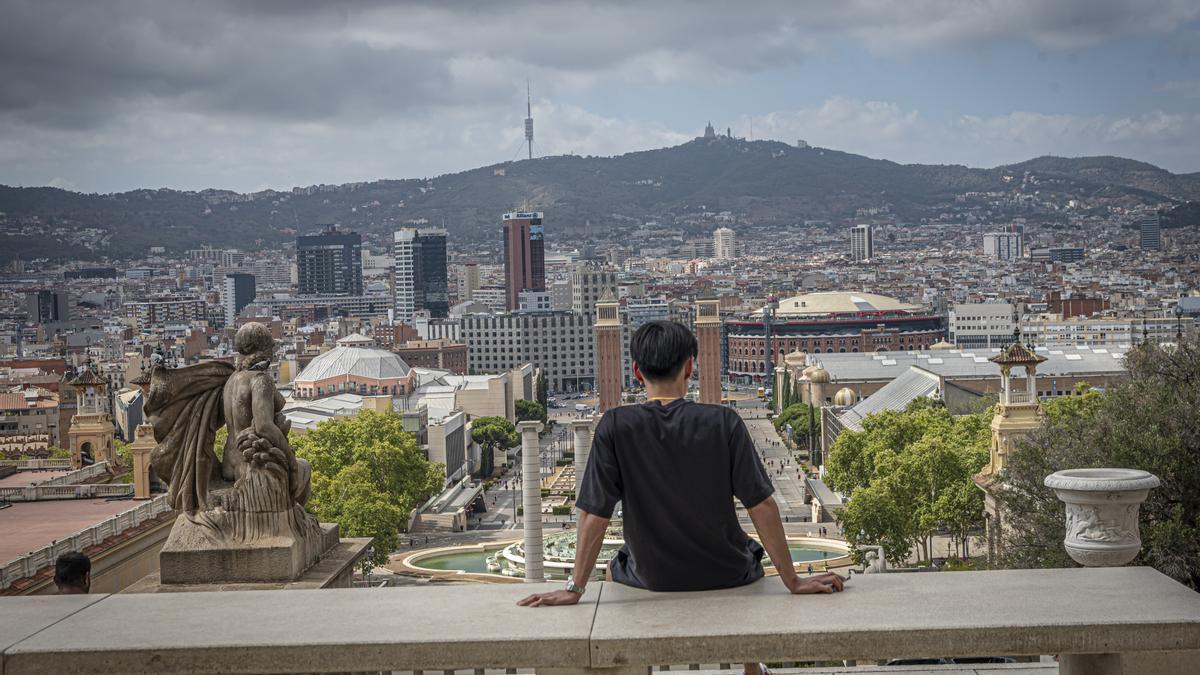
(402, 526, 853, 581)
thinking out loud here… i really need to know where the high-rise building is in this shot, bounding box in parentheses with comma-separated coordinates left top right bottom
(571, 265, 619, 317)
(850, 224, 874, 262)
(26, 290, 69, 324)
(393, 228, 449, 322)
(222, 273, 256, 326)
(983, 232, 1023, 260)
(459, 263, 481, 302)
(502, 212, 545, 311)
(712, 227, 737, 260)
(297, 225, 362, 296)
(695, 298, 722, 405)
(1140, 213, 1162, 251)
(595, 292, 623, 413)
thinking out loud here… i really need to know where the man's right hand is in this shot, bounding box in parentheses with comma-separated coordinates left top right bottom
(784, 572, 845, 594)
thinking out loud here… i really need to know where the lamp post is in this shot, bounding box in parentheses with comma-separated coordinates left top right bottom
(763, 295, 779, 401)
(1175, 304, 1185, 342)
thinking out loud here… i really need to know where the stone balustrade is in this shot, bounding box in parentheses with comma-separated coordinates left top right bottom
(0, 495, 172, 590)
(0, 459, 72, 470)
(2, 566, 1197, 674)
(37, 461, 111, 487)
(0, 481, 132, 502)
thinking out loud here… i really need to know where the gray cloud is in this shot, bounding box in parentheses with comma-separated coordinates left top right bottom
(0, 0, 1197, 191)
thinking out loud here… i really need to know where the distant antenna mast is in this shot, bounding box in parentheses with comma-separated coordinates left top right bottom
(524, 80, 534, 160)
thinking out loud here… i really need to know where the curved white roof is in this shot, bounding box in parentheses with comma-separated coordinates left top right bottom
(295, 346, 411, 383)
(768, 292, 921, 317)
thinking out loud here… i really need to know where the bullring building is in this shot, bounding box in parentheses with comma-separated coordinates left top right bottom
(725, 292, 946, 382)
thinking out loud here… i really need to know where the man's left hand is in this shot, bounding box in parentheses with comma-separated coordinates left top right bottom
(516, 590, 581, 607)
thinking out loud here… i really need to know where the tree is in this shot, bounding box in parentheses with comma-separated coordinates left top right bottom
(994, 340, 1200, 589)
(114, 440, 132, 469)
(536, 372, 548, 408)
(471, 416, 520, 478)
(827, 399, 990, 566)
(515, 399, 547, 425)
(292, 410, 445, 565)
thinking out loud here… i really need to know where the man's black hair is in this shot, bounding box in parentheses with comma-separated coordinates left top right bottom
(54, 552, 90, 590)
(630, 320, 698, 380)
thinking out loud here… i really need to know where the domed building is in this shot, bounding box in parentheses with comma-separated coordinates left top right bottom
(725, 291, 946, 383)
(833, 387, 857, 407)
(293, 334, 416, 399)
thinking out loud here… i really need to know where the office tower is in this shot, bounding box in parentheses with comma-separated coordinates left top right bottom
(983, 232, 1023, 260)
(571, 265, 619, 316)
(850, 224, 874, 262)
(296, 225, 362, 296)
(502, 211, 545, 311)
(222, 273, 256, 326)
(712, 227, 736, 260)
(26, 290, 69, 324)
(393, 228, 449, 322)
(595, 292, 622, 413)
(695, 298, 722, 405)
(1140, 213, 1162, 251)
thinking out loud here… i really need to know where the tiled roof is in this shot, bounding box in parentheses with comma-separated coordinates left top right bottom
(811, 345, 1124, 382)
(838, 366, 942, 432)
(990, 341, 1048, 365)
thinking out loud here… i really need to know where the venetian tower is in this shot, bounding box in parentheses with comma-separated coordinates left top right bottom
(66, 365, 116, 470)
(975, 335, 1047, 562)
(695, 298, 722, 404)
(595, 290, 623, 413)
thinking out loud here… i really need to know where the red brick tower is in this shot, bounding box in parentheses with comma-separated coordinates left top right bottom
(595, 291, 622, 413)
(695, 298, 722, 404)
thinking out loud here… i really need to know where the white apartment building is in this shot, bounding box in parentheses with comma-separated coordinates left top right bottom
(949, 302, 1015, 349)
(984, 232, 1024, 260)
(1019, 314, 1183, 348)
(712, 227, 737, 261)
(393, 229, 417, 321)
(850, 224, 874, 262)
(460, 311, 595, 392)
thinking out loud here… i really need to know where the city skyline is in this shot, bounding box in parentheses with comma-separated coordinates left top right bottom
(0, 1, 1198, 193)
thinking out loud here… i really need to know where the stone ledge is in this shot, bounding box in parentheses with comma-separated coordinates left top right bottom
(1, 568, 1198, 675)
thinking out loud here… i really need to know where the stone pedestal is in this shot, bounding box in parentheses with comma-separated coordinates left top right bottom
(519, 421, 545, 581)
(570, 418, 593, 494)
(1044, 468, 1160, 567)
(159, 512, 338, 585)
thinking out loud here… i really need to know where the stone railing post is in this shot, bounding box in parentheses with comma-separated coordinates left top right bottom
(518, 420, 545, 581)
(569, 418, 593, 513)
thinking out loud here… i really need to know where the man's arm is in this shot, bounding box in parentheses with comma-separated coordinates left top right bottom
(516, 509, 610, 606)
(747, 496, 844, 594)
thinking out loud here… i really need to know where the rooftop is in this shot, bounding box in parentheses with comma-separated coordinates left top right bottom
(765, 292, 923, 317)
(0, 498, 140, 563)
(811, 345, 1126, 382)
(294, 345, 411, 384)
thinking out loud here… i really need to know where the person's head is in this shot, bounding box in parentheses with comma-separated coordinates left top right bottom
(630, 320, 698, 386)
(54, 552, 91, 594)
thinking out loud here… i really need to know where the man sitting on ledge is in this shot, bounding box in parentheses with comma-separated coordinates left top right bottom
(519, 321, 844, 675)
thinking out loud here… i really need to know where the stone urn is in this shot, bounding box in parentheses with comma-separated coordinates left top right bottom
(1044, 468, 1160, 567)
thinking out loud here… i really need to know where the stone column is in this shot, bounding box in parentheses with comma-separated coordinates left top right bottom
(130, 423, 156, 499)
(695, 299, 722, 405)
(518, 421, 545, 581)
(570, 418, 594, 513)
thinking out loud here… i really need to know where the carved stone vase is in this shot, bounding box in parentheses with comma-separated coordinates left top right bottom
(1044, 468, 1160, 567)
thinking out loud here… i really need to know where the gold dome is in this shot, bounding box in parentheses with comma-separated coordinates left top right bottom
(833, 387, 856, 406)
(929, 340, 956, 350)
(807, 367, 831, 383)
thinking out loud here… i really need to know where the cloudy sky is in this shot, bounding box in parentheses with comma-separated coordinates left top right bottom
(2, 0, 1199, 194)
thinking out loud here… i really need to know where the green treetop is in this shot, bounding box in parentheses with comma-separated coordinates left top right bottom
(471, 416, 520, 478)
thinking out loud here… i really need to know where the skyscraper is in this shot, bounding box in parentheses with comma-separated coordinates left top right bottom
(712, 227, 736, 260)
(296, 225, 362, 296)
(1140, 213, 1162, 251)
(222, 273, 256, 326)
(393, 228, 449, 322)
(571, 265, 618, 317)
(851, 224, 874, 262)
(502, 211, 545, 311)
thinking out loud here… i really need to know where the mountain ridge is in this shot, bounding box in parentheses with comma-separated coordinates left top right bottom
(1, 138, 1197, 263)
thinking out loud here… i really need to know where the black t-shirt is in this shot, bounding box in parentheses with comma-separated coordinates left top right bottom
(576, 399, 774, 592)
